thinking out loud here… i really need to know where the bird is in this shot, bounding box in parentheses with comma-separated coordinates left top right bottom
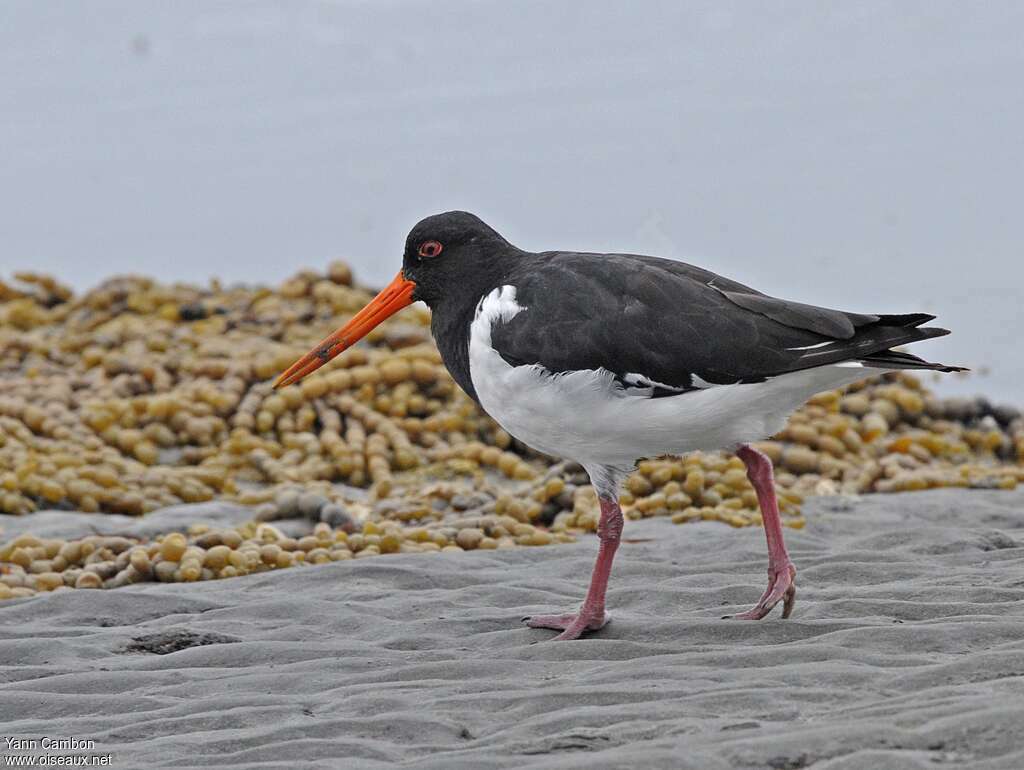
(275, 211, 965, 641)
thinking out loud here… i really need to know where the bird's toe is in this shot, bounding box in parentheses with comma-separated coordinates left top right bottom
(523, 610, 609, 638)
(724, 563, 797, 621)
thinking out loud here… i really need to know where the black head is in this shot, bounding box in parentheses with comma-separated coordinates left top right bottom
(274, 210, 518, 391)
(402, 211, 517, 308)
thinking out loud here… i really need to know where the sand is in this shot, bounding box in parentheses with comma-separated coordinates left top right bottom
(1, 488, 1023, 770)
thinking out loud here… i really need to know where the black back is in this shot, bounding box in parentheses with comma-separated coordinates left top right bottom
(400, 212, 960, 402)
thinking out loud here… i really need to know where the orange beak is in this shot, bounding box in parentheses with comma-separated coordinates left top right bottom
(274, 271, 416, 389)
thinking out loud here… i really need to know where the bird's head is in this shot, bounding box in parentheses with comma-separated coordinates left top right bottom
(401, 210, 510, 306)
(274, 210, 512, 389)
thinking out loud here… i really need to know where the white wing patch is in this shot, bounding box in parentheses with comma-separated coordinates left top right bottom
(690, 374, 717, 389)
(787, 340, 833, 351)
(619, 372, 687, 396)
(619, 371, 717, 397)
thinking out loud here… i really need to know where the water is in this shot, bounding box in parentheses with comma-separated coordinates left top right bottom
(2, 1, 1021, 403)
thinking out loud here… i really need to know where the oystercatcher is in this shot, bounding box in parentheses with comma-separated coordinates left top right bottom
(276, 211, 964, 641)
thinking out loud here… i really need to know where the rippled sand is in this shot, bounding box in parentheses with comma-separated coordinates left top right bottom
(1, 488, 1023, 769)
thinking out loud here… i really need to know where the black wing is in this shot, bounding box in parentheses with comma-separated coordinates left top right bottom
(491, 251, 960, 393)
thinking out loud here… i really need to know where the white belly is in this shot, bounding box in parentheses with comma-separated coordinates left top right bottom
(468, 286, 879, 470)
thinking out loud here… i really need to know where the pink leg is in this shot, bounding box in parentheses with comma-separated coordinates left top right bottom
(726, 444, 797, 620)
(524, 496, 623, 640)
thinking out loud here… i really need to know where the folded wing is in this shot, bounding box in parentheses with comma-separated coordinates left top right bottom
(490, 252, 962, 394)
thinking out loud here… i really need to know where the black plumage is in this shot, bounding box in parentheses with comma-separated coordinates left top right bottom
(486, 251, 962, 390)
(399, 212, 964, 402)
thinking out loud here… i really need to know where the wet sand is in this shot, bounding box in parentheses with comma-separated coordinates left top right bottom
(2, 488, 1023, 769)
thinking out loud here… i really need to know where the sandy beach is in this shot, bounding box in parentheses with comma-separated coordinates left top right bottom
(2, 487, 1022, 769)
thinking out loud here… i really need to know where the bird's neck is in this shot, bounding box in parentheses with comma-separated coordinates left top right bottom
(425, 248, 538, 404)
(430, 298, 480, 404)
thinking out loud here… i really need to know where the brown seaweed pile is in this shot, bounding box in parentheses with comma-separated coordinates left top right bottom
(1, 266, 1021, 599)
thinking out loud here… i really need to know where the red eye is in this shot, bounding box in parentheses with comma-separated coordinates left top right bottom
(418, 240, 443, 258)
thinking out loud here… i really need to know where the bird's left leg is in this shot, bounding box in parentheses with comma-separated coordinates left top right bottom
(725, 443, 797, 620)
(523, 495, 623, 641)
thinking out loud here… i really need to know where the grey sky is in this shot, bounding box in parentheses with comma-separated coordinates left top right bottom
(1, 1, 1021, 401)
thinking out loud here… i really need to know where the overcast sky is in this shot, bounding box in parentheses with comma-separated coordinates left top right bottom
(2, 1, 1021, 401)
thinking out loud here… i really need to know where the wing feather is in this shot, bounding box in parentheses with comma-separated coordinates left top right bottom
(489, 252, 952, 390)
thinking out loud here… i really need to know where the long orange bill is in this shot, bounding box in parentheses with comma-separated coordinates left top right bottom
(274, 271, 416, 389)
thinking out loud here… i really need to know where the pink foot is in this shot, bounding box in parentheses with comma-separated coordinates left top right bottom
(522, 492, 623, 641)
(523, 610, 609, 641)
(725, 562, 797, 620)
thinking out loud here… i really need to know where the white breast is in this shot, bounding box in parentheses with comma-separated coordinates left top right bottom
(468, 285, 879, 471)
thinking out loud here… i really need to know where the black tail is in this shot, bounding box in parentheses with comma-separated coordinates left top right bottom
(859, 317, 967, 373)
(861, 348, 967, 372)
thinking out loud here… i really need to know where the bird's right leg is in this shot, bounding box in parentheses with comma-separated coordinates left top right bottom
(725, 443, 797, 620)
(523, 495, 623, 641)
